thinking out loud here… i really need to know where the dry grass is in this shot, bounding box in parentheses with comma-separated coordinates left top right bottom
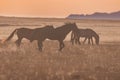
(0, 17, 120, 80)
(0, 41, 120, 80)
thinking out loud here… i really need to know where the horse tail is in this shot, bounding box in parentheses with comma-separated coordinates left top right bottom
(93, 32, 99, 45)
(5, 29, 18, 42)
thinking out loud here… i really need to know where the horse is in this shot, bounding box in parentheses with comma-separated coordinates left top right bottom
(5, 25, 54, 50)
(5, 23, 78, 51)
(36, 23, 78, 51)
(71, 28, 99, 45)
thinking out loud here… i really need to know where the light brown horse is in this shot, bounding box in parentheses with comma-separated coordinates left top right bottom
(71, 28, 99, 45)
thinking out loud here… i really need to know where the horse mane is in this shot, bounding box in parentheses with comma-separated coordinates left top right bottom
(64, 22, 76, 25)
(43, 25, 54, 28)
(54, 23, 70, 30)
(59, 23, 75, 28)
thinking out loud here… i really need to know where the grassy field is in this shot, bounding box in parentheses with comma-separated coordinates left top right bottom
(0, 17, 120, 80)
(0, 41, 120, 80)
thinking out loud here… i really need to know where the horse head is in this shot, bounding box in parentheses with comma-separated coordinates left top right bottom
(95, 34, 99, 45)
(44, 25, 54, 30)
(64, 22, 78, 31)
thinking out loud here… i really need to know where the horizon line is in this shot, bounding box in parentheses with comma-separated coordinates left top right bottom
(0, 10, 120, 18)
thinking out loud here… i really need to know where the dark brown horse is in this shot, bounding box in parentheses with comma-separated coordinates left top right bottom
(36, 23, 78, 51)
(5, 25, 54, 50)
(71, 28, 99, 45)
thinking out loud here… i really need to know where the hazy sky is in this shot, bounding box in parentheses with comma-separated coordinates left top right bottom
(0, 0, 120, 17)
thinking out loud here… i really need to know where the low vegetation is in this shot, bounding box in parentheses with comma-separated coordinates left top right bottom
(0, 41, 120, 80)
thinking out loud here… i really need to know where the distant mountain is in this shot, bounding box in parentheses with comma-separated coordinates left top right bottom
(66, 11, 120, 20)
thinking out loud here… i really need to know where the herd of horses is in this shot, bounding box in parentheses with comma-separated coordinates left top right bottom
(4, 23, 99, 51)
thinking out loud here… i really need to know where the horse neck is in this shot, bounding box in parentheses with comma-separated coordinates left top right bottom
(64, 26, 74, 35)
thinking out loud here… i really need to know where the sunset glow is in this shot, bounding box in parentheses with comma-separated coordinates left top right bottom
(0, 0, 120, 17)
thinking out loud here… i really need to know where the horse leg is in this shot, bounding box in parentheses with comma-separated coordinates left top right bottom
(71, 38, 74, 45)
(37, 40, 43, 52)
(71, 35, 77, 45)
(59, 40, 65, 51)
(75, 37, 77, 44)
(83, 37, 87, 44)
(71, 31, 74, 45)
(88, 37, 91, 44)
(77, 37, 81, 45)
(15, 38, 22, 47)
(90, 37, 94, 45)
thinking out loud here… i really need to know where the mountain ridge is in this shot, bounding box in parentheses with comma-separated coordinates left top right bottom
(66, 11, 120, 20)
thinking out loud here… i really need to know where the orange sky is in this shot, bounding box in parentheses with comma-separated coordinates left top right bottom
(0, 0, 120, 17)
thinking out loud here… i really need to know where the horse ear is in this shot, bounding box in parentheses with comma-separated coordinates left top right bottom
(72, 22, 76, 25)
(73, 22, 76, 24)
(50, 25, 54, 28)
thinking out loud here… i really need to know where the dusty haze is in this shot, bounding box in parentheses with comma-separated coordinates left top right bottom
(0, 0, 120, 17)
